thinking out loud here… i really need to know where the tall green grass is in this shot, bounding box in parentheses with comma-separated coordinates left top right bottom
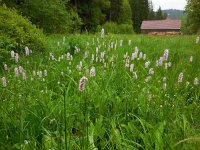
(0, 34, 200, 149)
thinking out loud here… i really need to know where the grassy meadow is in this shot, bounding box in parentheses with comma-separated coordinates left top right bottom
(0, 34, 200, 149)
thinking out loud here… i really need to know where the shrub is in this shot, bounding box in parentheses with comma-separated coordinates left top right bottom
(1, 0, 82, 34)
(66, 34, 86, 55)
(0, 35, 14, 62)
(0, 6, 47, 59)
(117, 24, 134, 34)
(103, 22, 134, 34)
(103, 22, 118, 34)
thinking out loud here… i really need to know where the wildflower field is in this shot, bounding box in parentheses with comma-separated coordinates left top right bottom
(0, 34, 200, 149)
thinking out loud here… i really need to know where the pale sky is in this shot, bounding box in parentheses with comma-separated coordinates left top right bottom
(152, 0, 187, 11)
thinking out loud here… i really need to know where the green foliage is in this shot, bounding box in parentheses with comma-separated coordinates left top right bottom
(117, 24, 134, 34)
(21, 0, 81, 33)
(181, 15, 193, 35)
(0, 6, 47, 59)
(118, 0, 132, 24)
(0, 35, 14, 62)
(66, 34, 86, 54)
(1, 0, 82, 34)
(109, 0, 123, 23)
(186, 0, 200, 34)
(147, 1, 155, 20)
(103, 22, 133, 34)
(75, 0, 110, 32)
(129, 0, 149, 33)
(69, 10, 83, 33)
(103, 22, 118, 33)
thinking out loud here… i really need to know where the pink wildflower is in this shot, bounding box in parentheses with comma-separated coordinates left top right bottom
(67, 52, 71, 61)
(139, 52, 143, 59)
(44, 70, 47, 77)
(163, 77, 167, 82)
(128, 40, 131, 46)
(70, 55, 73, 61)
(145, 61, 150, 68)
(163, 49, 169, 61)
(159, 57, 163, 66)
(196, 36, 199, 44)
(96, 47, 99, 54)
(11, 50, 15, 58)
(156, 60, 159, 67)
(91, 54, 95, 62)
(80, 61, 82, 67)
(130, 64, 134, 72)
(178, 72, 183, 83)
(133, 72, 138, 79)
(25, 46, 29, 56)
(131, 53, 136, 60)
(165, 63, 168, 70)
(15, 53, 19, 63)
(2, 77, 7, 87)
(96, 57, 98, 62)
(168, 62, 172, 67)
(135, 47, 139, 54)
(189, 56, 193, 63)
(101, 28, 105, 39)
(39, 71, 42, 78)
(79, 76, 88, 92)
(104, 62, 107, 68)
(125, 59, 130, 68)
(143, 54, 146, 60)
(101, 51, 105, 59)
(194, 78, 199, 86)
(85, 51, 89, 58)
(120, 40, 123, 47)
(149, 68, 154, 75)
(163, 83, 167, 90)
(33, 71, 36, 76)
(14, 68, 19, 77)
(4, 64, 8, 71)
(90, 67, 95, 78)
(22, 72, 26, 80)
(19, 66, 23, 73)
(145, 76, 152, 82)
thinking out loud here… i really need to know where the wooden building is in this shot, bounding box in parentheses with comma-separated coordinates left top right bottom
(141, 17, 182, 35)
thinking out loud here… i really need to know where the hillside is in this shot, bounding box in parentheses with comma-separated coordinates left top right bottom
(162, 9, 185, 19)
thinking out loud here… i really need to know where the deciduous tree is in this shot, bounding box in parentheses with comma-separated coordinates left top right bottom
(186, 0, 200, 33)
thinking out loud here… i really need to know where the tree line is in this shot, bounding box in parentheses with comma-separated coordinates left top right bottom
(184, 0, 200, 34)
(0, 0, 199, 34)
(0, 0, 167, 33)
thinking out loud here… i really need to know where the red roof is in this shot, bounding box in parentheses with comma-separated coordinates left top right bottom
(141, 19, 181, 30)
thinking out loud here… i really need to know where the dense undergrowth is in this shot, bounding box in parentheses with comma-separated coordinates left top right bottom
(0, 6, 47, 64)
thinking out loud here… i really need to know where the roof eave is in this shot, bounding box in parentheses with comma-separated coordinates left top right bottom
(141, 28, 181, 30)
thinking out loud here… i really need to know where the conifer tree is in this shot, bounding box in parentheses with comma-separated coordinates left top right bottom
(129, 0, 149, 33)
(156, 6, 164, 20)
(148, 0, 155, 20)
(118, 0, 132, 24)
(109, 0, 123, 23)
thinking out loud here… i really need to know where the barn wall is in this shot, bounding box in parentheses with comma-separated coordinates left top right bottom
(141, 29, 181, 35)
